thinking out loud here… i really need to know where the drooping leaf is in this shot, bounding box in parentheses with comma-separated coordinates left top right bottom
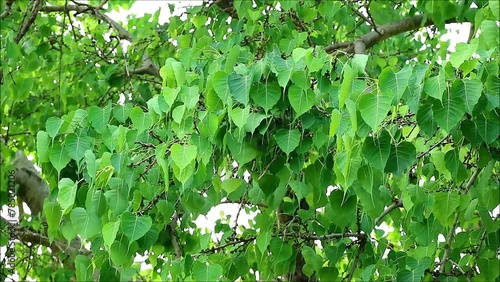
(121, 212, 152, 244)
(274, 129, 301, 155)
(170, 144, 197, 171)
(384, 142, 416, 175)
(192, 262, 223, 282)
(250, 82, 281, 113)
(358, 89, 392, 130)
(453, 78, 483, 113)
(70, 208, 102, 239)
(379, 65, 413, 101)
(228, 73, 251, 105)
(362, 130, 392, 171)
(288, 85, 315, 117)
(129, 106, 153, 134)
(432, 93, 466, 133)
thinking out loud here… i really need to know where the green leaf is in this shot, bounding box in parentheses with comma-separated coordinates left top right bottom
(58, 178, 77, 213)
(160, 58, 185, 87)
(362, 130, 391, 171)
(221, 178, 245, 194)
(329, 190, 357, 229)
(432, 93, 466, 133)
(70, 207, 101, 239)
(170, 144, 197, 171)
(103, 220, 121, 250)
(274, 129, 301, 155)
(130, 106, 153, 134)
(384, 142, 416, 175)
(453, 78, 483, 113)
(110, 241, 133, 267)
(329, 109, 341, 137)
(432, 192, 460, 226)
(228, 73, 251, 105)
(75, 255, 93, 282)
(180, 86, 199, 110)
(379, 65, 412, 101)
(212, 71, 231, 103)
(476, 112, 500, 145)
(172, 104, 186, 124)
(250, 82, 281, 113)
(192, 262, 223, 282)
(225, 45, 240, 73)
(339, 64, 354, 108)
(450, 40, 478, 68)
(244, 112, 267, 133)
(65, 133, 92, 162)
(358, 89, 392, 130)
(269, 238, 293, 263)
(423, 69, 446, 101)
(416, 101, 438, 136)
(229, 106, 250, 129)
(288, 86, 314, 117)
(43, 202, 62, 241)
(88, 105, 112, 133)
(113, 104, 132, 123)
(162, 87, 180, 108)
(49, 144, 71, 173)
(121, 212, 152, 244)
(36, 131, 50, 163)
(256, 231, 272, 253)
(226, 133, 258, 165)
(46, 117, 64, 138)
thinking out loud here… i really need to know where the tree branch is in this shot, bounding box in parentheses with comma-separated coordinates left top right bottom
(438, 169, 480, 275)
(40, 3, 160, 77)
(324, 14, 456, 54)
(375, 199, 403, 226)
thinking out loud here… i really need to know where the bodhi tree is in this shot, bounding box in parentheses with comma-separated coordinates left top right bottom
(1, 0, 499, 281)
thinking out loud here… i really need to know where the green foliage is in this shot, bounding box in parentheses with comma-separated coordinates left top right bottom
(1, 0, 499, 281)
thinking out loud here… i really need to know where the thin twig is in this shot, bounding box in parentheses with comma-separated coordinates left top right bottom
(438, 169, 480, 275)
(417, 136, 450, 158)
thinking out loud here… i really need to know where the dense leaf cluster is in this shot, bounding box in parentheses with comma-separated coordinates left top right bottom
(1, 0, 499, 281)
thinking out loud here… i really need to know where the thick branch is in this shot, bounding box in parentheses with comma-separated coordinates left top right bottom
(325, 14, 456, 54)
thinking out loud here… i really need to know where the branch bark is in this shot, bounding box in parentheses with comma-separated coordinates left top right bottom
(324, 14, 455, 54)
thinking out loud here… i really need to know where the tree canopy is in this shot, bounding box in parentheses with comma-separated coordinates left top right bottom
(1, 0, 499, 281)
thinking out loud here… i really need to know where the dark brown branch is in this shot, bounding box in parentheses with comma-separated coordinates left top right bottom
(324, 14, 457, 54)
